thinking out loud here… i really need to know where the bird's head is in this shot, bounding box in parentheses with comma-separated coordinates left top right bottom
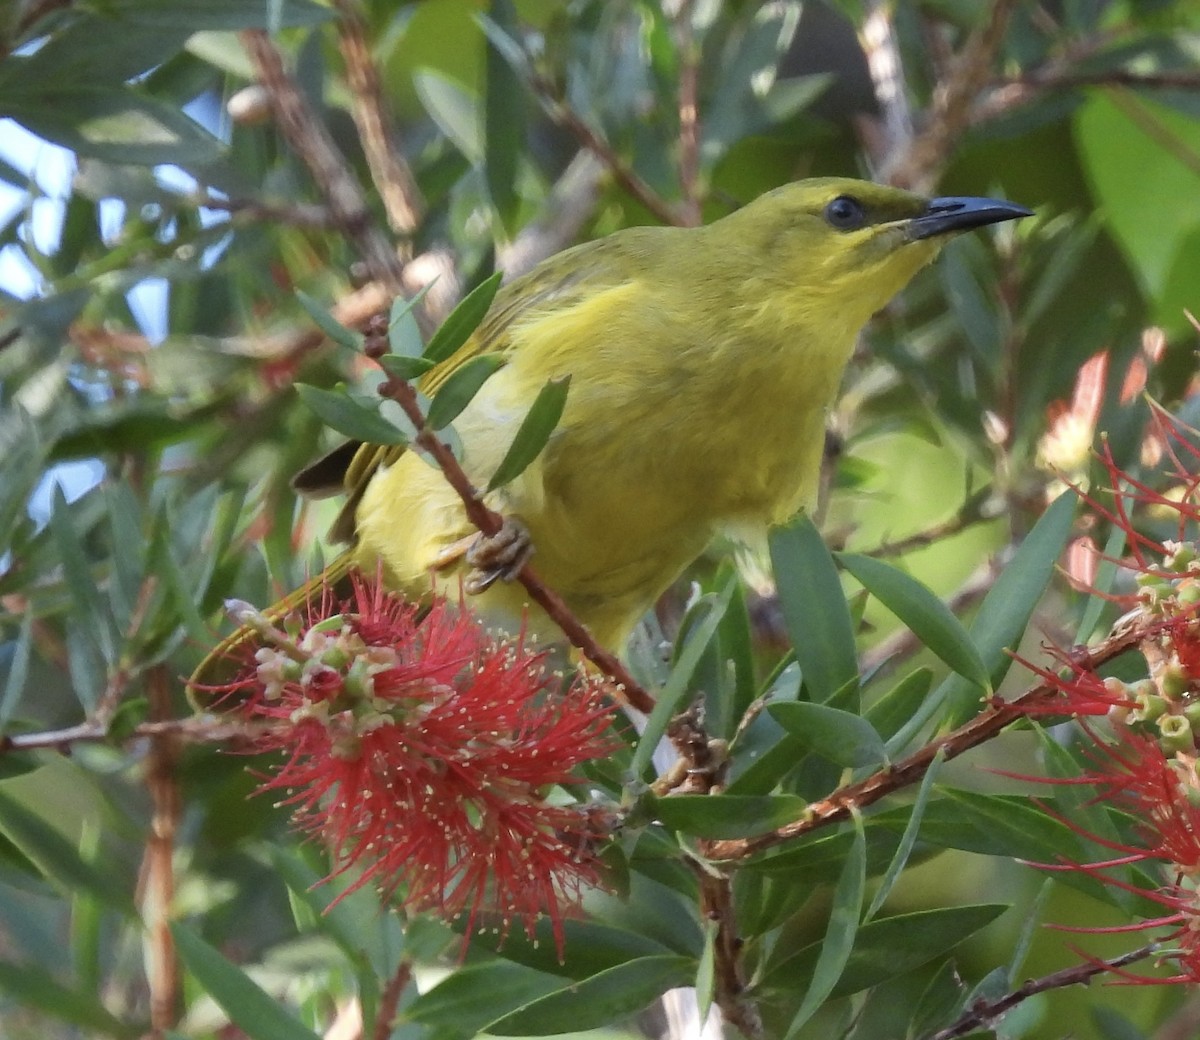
(723, 177, 1032, 336)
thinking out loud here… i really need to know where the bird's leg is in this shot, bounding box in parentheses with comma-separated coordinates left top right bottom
(431, 519, 535, 594)
(464, 517, 534, 593)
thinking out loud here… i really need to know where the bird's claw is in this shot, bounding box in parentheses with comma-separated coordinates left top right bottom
(464, 517, 534, 594)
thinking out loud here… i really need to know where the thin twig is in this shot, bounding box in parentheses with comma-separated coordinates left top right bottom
(524, 66, 682, 227)
(331, 0, 424, 240)
(704, 613, 1148, 862)
(240, 29, 407, 293)
(672, 0, 702, 227)
(1, 716, 270, 753)
(372, 371, 655, 714)
(138, 666, 181, 1032)
(189, 193, 336, 229)
(884, 0, 1019, 192)
(926, 943, 1158, 1040)
(372, 959, 413, 1040)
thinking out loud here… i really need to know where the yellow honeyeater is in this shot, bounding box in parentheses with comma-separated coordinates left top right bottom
(263, 178, 1030, 655)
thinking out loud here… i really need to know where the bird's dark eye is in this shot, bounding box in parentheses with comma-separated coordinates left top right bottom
(824, 195, 867, 231)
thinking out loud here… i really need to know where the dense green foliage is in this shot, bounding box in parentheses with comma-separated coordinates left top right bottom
(1, 1, 1200, 1038)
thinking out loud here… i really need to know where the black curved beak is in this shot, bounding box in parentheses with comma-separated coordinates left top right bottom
(906, 196, 1033, 241)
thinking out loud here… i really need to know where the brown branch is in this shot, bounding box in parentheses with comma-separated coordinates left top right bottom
(240, 29, 407, 294)
(1, 716, 269, 753)
(522, 66, 682, 227)
(863, 492, 1002, 559)
(138, 666, 181, 1032)
(673, 0, 702, 227)
(370, 368, 655, 714)
(189, 193, 336, 229)
(926, 943, 1158, 1040)
(372, 959, 413, 1040)
(704, 614, 1147, 862)
(885, 0, 1019, 192)
(859, 1, 915, 169)
(331, 0, 424, 240)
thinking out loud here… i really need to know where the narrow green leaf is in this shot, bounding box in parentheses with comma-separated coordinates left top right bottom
(388, 282, 433, 358)
(146, 504, 212, 647)
(785, 811, 866, 1036)
(839, 552, 990, 691)
(768, 701, 885, 769)
(767, 904, 1008, 996)
(769, 516, 858, 703)
(413, 69, 482, 163)
(425, 354, 506, 430)
(487, 955, 694, 1035)
(632, 577, 736, 777)
(866, 668, 932, 745)
(0, 789, 133, 912)
(423, 270, 503, 363)
(376, 353, 434, 380)
(171, 924, 322, 1040)
(649, 793, 808, 839)
(487, 375, 570, 491)
(865, 748, 944, 921)
(873, 788, 1082, 863)
(295, 384, 407, 445)
(0, 611, 33, 726)
(49, 488, 116, 664)
(296, 291, 359, 351)
(1076, 520, 1126, 644)
(407, 960, 565, 1035)
(1008, 878, 1053, 985)
(936, 491, 1076, 726)
(483, 0, 524, 235)
(0, 961, 135, 1038)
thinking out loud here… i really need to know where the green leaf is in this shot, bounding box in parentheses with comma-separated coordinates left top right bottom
(865, 749, 943, 921)
(768, 904, 1008, 997)
(376, 353, 435, 380)
(873, 788, 1082, 863)
(839, 552, 990, 691)
(295, 384, 407, 445)
(770, 516, 858, 703)
(922, 490, 1076, 732)
(865, 668, 932, 744)
(0, 961, 136, 1038)
(486, 955, 694, 1035)
(423, 270, 503, 363)
(784, 811, 866, 1036)
(413, 68, 483, 163)
(487, 376, 570, 491)
(407, 960, 565, 1036)
(649, 793, 808, 839)
(695, 921, 716, 1025)
(387, 285, 432, 358)
(172, 924, 322, 1040)
(0, 789, 133, 913)
(632, 576, 737, 777)
(483, 0, 524, 235)
(296, 291, 360, 351)
(2, 88, 222, 165)
(0, 611, 33, 727)
(425, 353, 506, 430)
(768, 701, 886, 769)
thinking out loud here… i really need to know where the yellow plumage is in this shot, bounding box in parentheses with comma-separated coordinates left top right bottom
(211, 177, 1030, 664)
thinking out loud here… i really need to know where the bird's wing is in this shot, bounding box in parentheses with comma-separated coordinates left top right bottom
(295, 239, 633, 544)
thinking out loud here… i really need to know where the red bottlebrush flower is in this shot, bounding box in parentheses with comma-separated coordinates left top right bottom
(1020, 729, 1200, 983)
(213, 576, 620, 954)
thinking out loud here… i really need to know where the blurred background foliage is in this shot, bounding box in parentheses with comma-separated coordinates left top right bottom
(1, 0, 1199, 1038)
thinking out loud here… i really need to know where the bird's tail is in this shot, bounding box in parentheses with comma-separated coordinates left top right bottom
(187, 551, 356, 701)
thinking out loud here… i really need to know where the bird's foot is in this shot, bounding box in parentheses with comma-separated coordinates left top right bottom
(464, 517, 534, 593)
